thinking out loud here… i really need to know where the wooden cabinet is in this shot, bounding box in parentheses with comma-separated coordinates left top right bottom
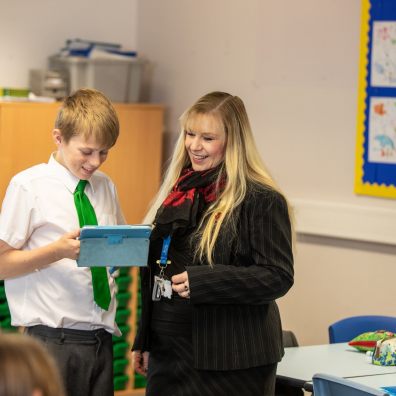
(0, 102, 164, 220)
(0, 102, 163, 395)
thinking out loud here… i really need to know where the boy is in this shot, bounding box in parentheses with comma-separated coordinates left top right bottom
(0, 88, 125, 396)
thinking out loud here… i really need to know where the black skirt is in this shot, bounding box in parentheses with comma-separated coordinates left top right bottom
(147, 298, 277, 396)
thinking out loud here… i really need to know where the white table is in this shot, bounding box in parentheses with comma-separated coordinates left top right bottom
(348, 373, 396, 390)
(276, 343, 396, 389)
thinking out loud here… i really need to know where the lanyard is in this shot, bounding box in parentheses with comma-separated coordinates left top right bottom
(156, 235, 171, 275)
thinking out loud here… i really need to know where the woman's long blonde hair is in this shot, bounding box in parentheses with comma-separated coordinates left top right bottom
(145, 91, 292, 265)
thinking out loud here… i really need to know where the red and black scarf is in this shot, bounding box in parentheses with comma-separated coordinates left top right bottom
(151, 167, 225, 239)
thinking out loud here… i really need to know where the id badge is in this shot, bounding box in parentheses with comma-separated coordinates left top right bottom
(152, 276, 163, 301)
(152, 275, 172, 301)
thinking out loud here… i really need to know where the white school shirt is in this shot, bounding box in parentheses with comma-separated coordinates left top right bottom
(0, 154, 125, 334)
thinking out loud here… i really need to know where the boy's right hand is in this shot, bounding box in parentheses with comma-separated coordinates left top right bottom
(0, 229, 82, 279)
(55, 229, 81, 260)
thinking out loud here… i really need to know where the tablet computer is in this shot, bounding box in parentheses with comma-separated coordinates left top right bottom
(76, 225, 151, 267)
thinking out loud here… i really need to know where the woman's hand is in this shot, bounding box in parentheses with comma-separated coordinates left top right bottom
(133, 350, 149, 376)
(171, 271, 190, 299)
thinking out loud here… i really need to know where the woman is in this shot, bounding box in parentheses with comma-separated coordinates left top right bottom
(0, 332, 65, 396)
(132, 91, 294, 396)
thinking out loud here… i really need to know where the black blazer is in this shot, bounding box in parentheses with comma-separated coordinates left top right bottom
(133, 184, 294, 370)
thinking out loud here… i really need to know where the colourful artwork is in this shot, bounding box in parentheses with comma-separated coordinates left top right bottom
(371, 22, 396, 87)
(355, 0, 396, 199)
(368, 97, 396, 163)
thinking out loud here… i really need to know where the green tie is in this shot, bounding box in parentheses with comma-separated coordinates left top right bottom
(74, 180, 111, 310)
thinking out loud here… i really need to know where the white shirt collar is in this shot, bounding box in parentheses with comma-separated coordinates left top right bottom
(48, 153, 96, 194)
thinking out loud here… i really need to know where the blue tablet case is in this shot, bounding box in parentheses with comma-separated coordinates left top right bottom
(77, 225, 151, 267)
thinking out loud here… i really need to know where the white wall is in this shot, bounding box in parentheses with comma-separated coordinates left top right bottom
(0, 0, 138, 87)
(137, 0, 396, 345)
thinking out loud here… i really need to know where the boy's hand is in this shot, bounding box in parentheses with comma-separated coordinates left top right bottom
(56, 229, 81, 260)
(0, 229, 82, 278)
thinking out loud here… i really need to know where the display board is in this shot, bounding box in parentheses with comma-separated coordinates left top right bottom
(355, 0, 396, 198)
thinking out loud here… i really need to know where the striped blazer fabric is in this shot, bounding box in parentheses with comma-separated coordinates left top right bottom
(133, 184, 294, 371)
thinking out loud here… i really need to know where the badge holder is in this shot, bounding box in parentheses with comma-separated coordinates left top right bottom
(152, 235, 172, 301)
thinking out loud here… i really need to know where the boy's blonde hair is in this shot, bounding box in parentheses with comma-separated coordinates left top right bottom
(0, 332, 65, 396)
(145, 91, 294, 266)
(55, 88, 119, 148)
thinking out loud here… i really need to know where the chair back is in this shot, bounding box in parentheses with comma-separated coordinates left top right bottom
(282, 330, 299, 348)
(276, 331, 304, 395)
(313, 373, 390, 396)
(328, 315, 396, 344)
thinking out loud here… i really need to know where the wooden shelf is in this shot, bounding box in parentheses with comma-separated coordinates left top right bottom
(115, 389, 145, 396)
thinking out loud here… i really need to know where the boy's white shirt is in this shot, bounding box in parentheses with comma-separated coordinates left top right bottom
(0, 154, 125, 334)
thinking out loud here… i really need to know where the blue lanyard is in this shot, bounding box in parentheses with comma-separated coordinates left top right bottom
(157, 235, 171, 269)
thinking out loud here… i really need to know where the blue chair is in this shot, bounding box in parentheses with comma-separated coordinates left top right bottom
(329, 315, 396, 344)
(313, 373, 390, 396)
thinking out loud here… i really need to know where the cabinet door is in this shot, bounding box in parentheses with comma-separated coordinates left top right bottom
(101, 104, 163, 223)
(0, 102, 60, 203)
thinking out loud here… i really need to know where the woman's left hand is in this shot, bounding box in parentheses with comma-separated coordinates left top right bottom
(171, 271, 190, 299)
